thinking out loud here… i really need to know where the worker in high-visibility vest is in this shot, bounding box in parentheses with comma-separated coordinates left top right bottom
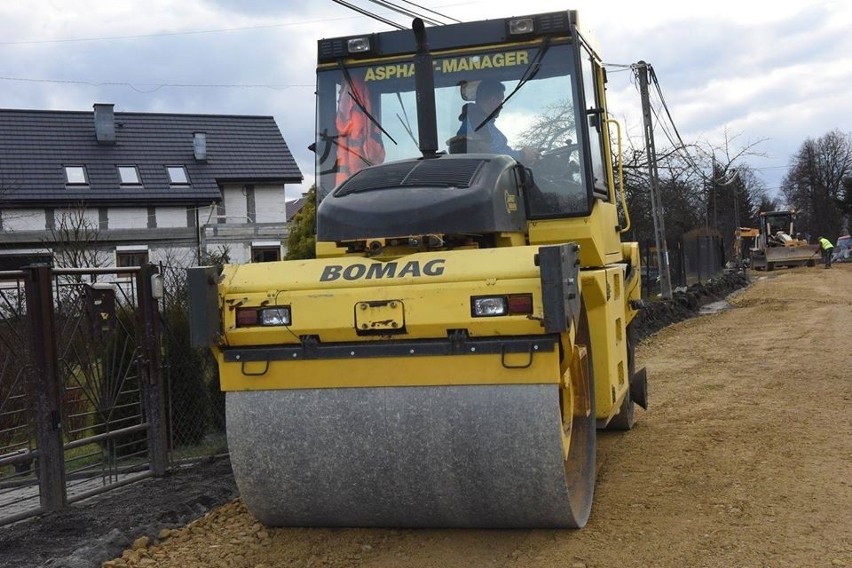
(818, 236, 835, 269)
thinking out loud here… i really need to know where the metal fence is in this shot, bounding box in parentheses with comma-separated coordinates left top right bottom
(159, 263, 227, 463)
(0, 272, 37, 524)
(640, 230, 727, 298)
(0, 263, 225, 526)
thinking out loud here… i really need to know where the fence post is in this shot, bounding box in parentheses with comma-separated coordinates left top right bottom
(136, 264, 168, 475)
(24, 264, 66, 512)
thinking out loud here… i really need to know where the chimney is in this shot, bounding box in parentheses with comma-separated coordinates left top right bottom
(93, 103, 115, 144)
(193, 132, 207, 162)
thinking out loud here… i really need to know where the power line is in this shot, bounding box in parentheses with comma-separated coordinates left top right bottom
(0, 1, 467, 48)
(751, 165, 790, 171)
(0, 1, 465, 94)
(397, 0, 461, 23)
(649, 67, 688, 152)
(617, 61, 791, 197)
(0, 18, 357, 46)
(337, 0, 461, 28)
(633, 62, 738, 186)
(0, 74, 313, 93)
(366, 0, 445, 26)
(330, 0, 406, 29)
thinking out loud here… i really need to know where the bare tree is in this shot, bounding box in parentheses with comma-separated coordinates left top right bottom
(519, 99, 577, 150)
(781, 129, 852, 240)
(618, 129, 765, 250)
(48, 206, 110, 269)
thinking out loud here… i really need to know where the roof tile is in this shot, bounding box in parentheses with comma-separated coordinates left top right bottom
(0, 107, 303, 207)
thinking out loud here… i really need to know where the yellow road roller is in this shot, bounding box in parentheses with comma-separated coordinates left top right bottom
(189, 10, 648, 529)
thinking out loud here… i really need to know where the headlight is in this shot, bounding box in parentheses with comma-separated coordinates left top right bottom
(508, 17, 535, 35)
(472, 296, 508, 317)
(471, 294, 534, 317)
(347, 37, 371, 54)
(260, 307, 291, 326)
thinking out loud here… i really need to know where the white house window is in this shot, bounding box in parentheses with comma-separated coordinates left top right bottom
(166, 166, 189, 185)
(64, 166, 88, 185)
(118, 166, 141, 185)
(251, 241, 281, 263)
(115, 246, 149, 277)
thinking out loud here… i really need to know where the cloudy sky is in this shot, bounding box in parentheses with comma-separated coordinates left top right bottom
(1, 1, 850, 201)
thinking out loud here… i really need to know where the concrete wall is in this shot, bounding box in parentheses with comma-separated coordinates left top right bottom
(157, 207, 188, 229)
(220, 182, 287, 225)
(221, 183, 249, 224)
(109, 207, 149, 229)
(255, 186, 287, 224)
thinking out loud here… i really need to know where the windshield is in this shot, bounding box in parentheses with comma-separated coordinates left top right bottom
(315, 42, 589, 217)
(764, 213, 794, 235)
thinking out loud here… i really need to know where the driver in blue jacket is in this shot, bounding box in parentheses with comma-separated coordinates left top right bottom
(456, 79, 538, 163)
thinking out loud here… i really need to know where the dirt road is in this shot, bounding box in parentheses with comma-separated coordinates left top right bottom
(105, 265, 852, 568)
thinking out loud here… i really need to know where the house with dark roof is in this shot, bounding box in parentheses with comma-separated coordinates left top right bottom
(0, 103, 303, 270)
(285, 194, 310, 223)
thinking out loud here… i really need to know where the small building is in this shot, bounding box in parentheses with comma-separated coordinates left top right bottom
(0, 103, 303, 271)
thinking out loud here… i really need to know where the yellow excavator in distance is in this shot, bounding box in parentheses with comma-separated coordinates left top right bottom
(747, 210, 818, 271)
(190, 9, 648, 529)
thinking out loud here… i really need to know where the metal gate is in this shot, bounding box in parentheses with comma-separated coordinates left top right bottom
(0, 264, 167, 525)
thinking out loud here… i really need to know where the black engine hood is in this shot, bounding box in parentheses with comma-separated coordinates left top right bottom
(317, 154, 527, 241)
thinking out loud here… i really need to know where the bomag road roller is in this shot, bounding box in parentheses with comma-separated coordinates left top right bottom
(189, 10, 648, 529)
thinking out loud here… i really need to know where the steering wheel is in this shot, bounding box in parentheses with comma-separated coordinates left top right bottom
(526, 141, 585, 214)
(537, 143, 579, 167)
(534, 143, 580, 186)
(540, 142, 579, 157)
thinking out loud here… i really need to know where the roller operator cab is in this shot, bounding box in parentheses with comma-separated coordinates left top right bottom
(190, 10, 648, 529)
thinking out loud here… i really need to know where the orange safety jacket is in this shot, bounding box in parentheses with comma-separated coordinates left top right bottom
(335, 78, 386, 186)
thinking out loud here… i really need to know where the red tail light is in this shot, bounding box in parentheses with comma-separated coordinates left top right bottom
(507, 293, 533, 315)
(236, 308, 259, 327)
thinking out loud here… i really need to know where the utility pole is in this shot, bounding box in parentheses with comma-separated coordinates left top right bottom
(636, 61, 673, 299)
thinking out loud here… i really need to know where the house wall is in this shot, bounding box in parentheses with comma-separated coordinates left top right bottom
(228, 243, 253, 265)
(200, 233, 286, 265)
(203, 182, 289, 264)
(1, 207, 190, 232)
(55, 207, 99, 229)
(2, 181, 292, 269)
(255, 186, 287, 224)
(157, 207, 188, 229)
(148, 245, 195, 267)
(2, 209, 47, 231)
(222, 183, 249, 224)
(109, 207, 149, 229)
(219, 183, 286, 225)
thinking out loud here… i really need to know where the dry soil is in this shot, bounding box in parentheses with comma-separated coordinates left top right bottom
(3, 265, 850, 568)
(101, 264, 852, 568)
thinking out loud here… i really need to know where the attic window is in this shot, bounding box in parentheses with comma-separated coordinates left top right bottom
(64, 166, 88, 185)
(118, 166, 141, 185)
(167, 166, 189, 185)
